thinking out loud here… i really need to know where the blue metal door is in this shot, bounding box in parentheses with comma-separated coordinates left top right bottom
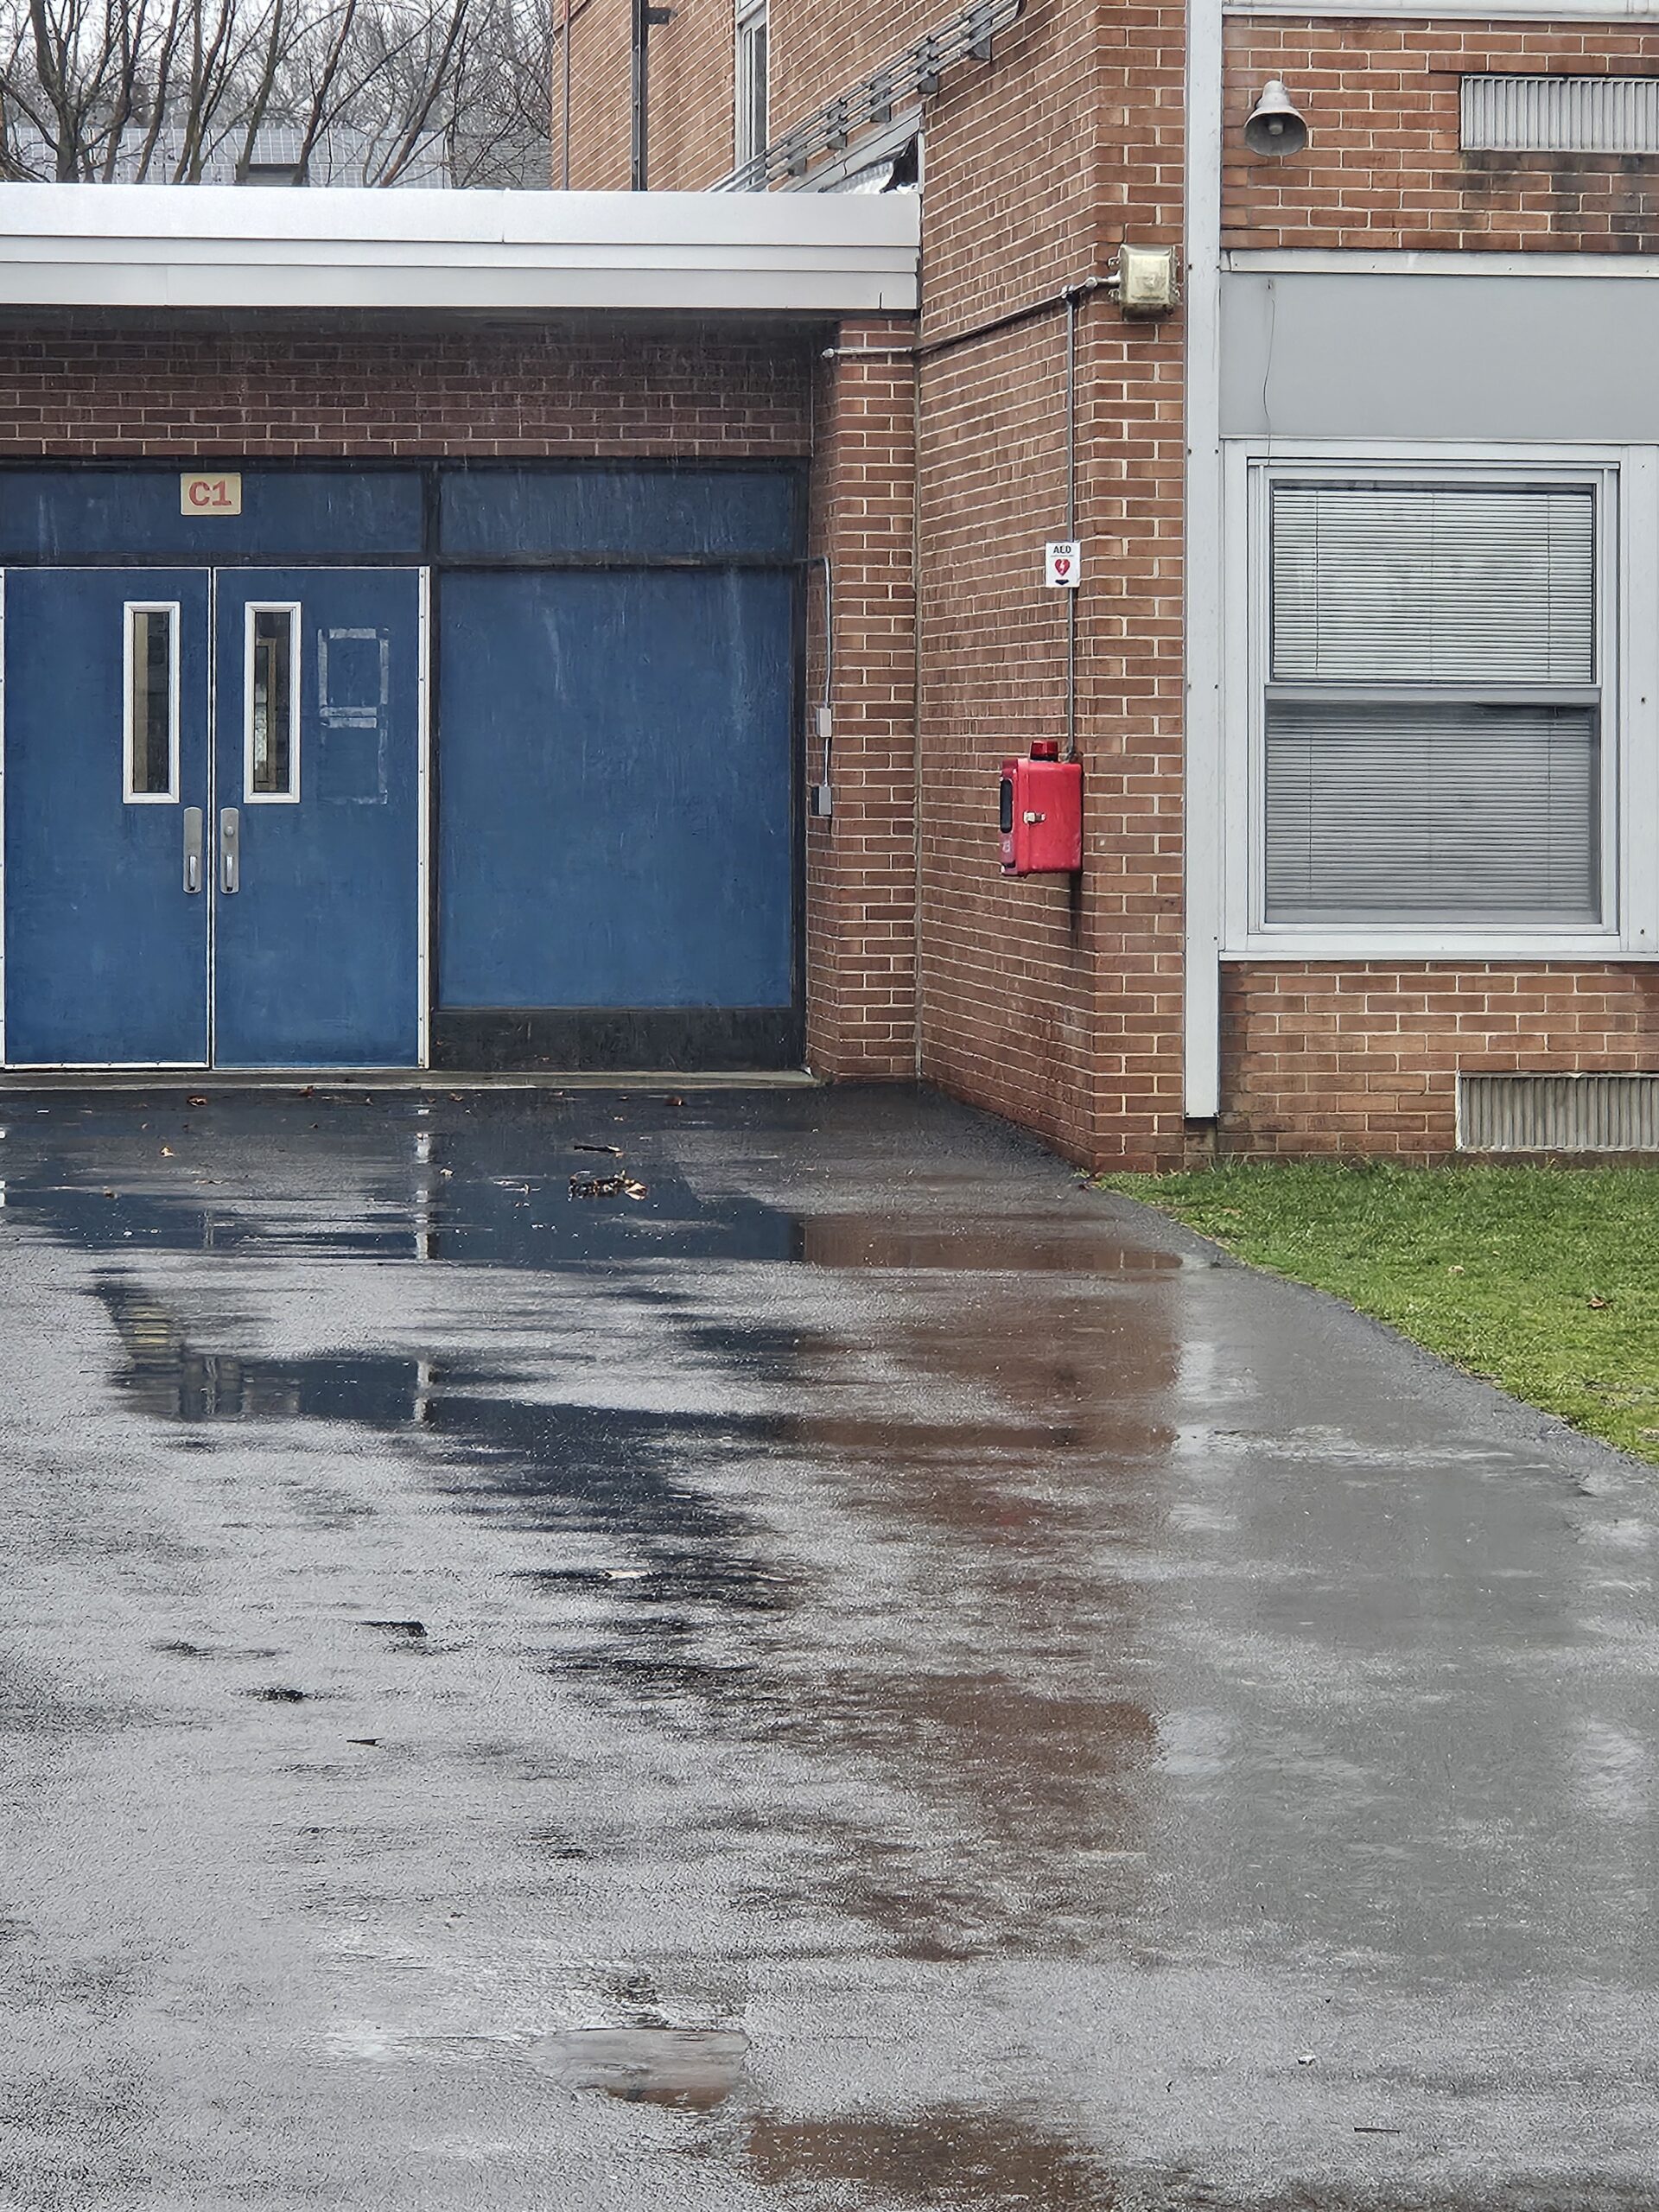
(211, 570, 422, 1069)
(4, 569, 211, 1065)
(437, 569, 796, 1015)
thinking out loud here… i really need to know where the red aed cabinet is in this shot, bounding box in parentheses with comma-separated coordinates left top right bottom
(999, 740, 1082, 875)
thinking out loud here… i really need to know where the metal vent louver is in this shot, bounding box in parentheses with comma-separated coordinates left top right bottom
(1459, 1073, 1659, 1152)
(1462, 75, 1659, 156)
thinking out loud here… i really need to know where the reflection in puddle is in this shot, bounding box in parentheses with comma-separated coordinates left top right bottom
(73, 1096, 1178, 1986)
(742, 2103, 1112, 2208)
(524, 2025, 749, 2109)
(803, 1216, 1178, 1274)
(100, 1280, 441, 1425)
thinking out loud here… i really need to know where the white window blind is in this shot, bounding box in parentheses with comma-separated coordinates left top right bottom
(1271, 485, 1594, 684)
(1262, 480, 1603, 928)
(1266, 702, 1599, 920)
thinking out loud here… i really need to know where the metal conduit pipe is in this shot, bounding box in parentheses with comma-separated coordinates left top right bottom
(1065, 284, 1077, 763)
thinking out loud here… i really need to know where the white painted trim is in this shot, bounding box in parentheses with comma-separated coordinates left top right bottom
(1225, 1, 1659, 19)
(123, 600, 181, 804)
(1624, 449, 1659, 952)
(242, 601, 302, 804)
(1183, 0, 1226, 1119)
(1226, 435, 1633, 467)
(1227, 247, 1659, 280)
(417, 566, 430, 1071)
(734, 0, 768, 177)
(0, 182, 919, 316)
(207, 569, 218, 1069)
(1223, 938, 1636, 959)
(0, 569, 7, 1071)
(1227, 444, 1633, 957)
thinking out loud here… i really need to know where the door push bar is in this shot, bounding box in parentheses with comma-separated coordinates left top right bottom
(219, 808, 239, 895)
(183, 807, 203, 894)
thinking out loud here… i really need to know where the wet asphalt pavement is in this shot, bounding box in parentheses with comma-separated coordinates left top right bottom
(0, 1083, 1654, 2210)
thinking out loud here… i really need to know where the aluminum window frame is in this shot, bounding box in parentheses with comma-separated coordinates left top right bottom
(1224, 446, 1639, 958)
(734, 0, 769, 179)
(122, 598, 181, 804)
(1224, 0, 1659, 19)
(243, 598, 302, 805)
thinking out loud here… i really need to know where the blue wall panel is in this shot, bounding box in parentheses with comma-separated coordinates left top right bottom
(437, 468, 802, 563)
(438, 569, 796, 1011)
(0, 470, 423, 563)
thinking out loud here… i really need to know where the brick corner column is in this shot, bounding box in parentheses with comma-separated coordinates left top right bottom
(804, 314, 918, 1081)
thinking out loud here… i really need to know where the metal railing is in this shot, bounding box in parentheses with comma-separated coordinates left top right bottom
(713, 0, 1022, 192)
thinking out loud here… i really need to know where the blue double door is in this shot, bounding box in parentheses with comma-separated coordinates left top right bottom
(3, 567, 421, 1067)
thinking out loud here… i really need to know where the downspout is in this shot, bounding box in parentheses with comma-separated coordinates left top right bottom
(630, 0, 673, 189)
(561, 0, 572, 188)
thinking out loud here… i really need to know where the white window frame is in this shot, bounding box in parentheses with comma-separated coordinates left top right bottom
(734, 0, 768, 176)
(122, 601, 181, 805)
(1224, 0, 1659, 20)
(1221, 442, 1659, 959)
(243, 601, 302, 805)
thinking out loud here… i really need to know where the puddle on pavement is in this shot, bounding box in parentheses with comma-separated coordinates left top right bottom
(800, 1216, 1177, 1274)
(0, 1093, 806, 1266)
(741, 2103, 1112, 2208)
(103, 1281, 445, 1425)
(522, 2025, 749, 2108)
(65, 1095, 1181, 1967)
(0, 1092, 1165, 1279)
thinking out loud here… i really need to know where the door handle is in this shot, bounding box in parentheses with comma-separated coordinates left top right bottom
(219, 808, 239, 894)
(183, 807, 203, 894)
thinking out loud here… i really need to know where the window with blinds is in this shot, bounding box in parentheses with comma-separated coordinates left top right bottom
(1262, 480, 1603, 926)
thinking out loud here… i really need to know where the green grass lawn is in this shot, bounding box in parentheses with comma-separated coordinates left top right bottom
(1096, 1161, 1659, 1465)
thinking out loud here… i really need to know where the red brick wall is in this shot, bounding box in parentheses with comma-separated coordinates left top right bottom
(554, 0, 635, 188)
(561, 0, 947, 192)
(1222, 963, 1659, 1154)
(556, 0, 1192, 1167)
(912, 0, 1188, 1169)
(0, 322, 811, 459)
(1225, 17, 1659, 253)
(806, 318, 919, 1082)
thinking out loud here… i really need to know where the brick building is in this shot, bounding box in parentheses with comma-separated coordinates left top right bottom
(3, 2, 1658, 1161)
(548, 0, 1659, 1164)
(0, 188, 912, 1079)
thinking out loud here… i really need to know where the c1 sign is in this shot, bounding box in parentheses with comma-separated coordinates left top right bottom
(1045, 540, 1081, 588)
(181, 472, 242, 516)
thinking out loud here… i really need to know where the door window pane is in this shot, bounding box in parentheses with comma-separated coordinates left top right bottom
(248, 606, 298, 799)
(125, 605, 177, 801)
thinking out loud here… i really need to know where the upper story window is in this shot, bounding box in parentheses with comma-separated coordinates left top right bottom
(735, 0, 769, 180)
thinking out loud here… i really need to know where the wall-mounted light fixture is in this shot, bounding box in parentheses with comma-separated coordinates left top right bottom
(1107, 245, 1179, 317)
(1243, 79, 1308, 156)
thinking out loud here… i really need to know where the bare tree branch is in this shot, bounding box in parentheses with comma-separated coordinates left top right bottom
(0, 0, 551, 188)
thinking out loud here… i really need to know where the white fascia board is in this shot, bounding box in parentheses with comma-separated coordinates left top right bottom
(1227, 246, 1659, 280)
(1224, 0, 1659, 16)
(0, 182, 920, 315)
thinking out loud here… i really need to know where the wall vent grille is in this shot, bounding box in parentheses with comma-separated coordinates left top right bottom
(1461, 74, 1659, 155)
(1459, 1072, 1659, 1152)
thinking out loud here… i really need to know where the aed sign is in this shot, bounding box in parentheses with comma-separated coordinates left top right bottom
(181, 471, 242, 517)
(1045, 539, 1081, 588)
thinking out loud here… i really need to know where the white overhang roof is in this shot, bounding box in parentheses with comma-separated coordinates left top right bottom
(0, 182, 919, 316)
